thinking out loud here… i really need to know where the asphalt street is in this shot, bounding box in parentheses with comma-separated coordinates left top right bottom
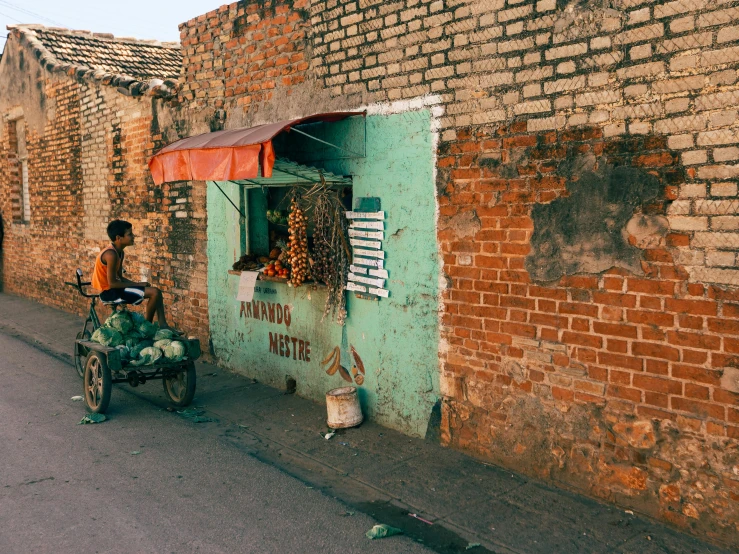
(0, 332, 431, 554)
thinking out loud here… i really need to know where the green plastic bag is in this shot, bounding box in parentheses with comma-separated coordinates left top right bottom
(79, 413, 106, 424)
(365, 524, 403, 540)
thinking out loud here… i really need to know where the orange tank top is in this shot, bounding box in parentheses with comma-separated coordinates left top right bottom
(92, 245, 123, 291)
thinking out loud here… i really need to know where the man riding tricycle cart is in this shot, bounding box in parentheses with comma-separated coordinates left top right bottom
(66, 220, 200, 414)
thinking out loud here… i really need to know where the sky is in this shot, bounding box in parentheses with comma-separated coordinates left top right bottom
(0, 0, 228, 52)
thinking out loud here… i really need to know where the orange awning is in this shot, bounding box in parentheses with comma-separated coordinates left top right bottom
(148, 112, 363, 185)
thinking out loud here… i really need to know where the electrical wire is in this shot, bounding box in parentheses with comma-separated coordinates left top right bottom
(0, 9, 22, 23)
(0, 0, 65, 27)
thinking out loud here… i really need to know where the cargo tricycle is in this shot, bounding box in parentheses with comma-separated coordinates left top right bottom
(65, 269, 199, 414)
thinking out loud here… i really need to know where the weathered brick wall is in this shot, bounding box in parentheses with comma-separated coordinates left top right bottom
(179, 0, 311, 120)
(0, 38, 209, 346)
(181, 0, 739, 544)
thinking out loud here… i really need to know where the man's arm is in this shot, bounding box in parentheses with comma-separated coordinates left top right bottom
(104, 251, 148, 289)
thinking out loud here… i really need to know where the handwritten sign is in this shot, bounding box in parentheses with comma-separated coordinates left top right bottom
(348, 229, 384, 240)
(345, 211, 384, 219)
(353, 257, 384, 268)
(369, 268, 389, 278)
(368, 287, 389, 298)
(350, 220, 384, 230)
(236, 271, 259, 302)
(349, 273, 385, 288)
(354, 248, 385, 259)
(346, 282, 367, 293)
(350, 238, 382, 249)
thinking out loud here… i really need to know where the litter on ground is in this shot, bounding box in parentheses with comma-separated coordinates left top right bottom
(176, 408, 213, 423)
(366, 524, 403, 540)
(78, 413, 106, 424)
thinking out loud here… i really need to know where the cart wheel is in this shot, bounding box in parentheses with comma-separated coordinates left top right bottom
(84, 352, 112, 414)
(74, 330, 91, 379)
(163, 361, 196, 407)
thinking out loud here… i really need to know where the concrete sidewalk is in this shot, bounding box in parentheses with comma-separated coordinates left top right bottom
(0, 291, 732, 554)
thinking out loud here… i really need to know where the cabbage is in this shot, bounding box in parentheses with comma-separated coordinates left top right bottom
(131, 312, 146, 325)
(91, 327, 124, 347)
(130, 339, 153, 359)
(163, 341, 187, 362)
(153, 339, 172, 350)
(116, 344, 131, 362)
(125, 330, 144, 341)
(129, 346, 163, 366)
(153, 329, 174, 341)
(137, 320, 158, 339)
(105, 310, 134, 335)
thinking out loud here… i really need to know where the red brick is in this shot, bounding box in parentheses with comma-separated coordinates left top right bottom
(592, 291, 637, 308)
(562, 331, 603, 349)
(609, 369, 632, 385)
(608, 385, 642, 403)
(714, 389, 739, 406)
(708, 318, 739, 335)
(671, 364, 722, 386)
(626, 310, 675, 327)
(560, 302, 599, 317)
(665, 298, 717, 316)
(552, 386, 574, 401)
(678, 314, 704, 330)
(671, 397, 725, 420)
(626, 278, 675, 295)
(593, 321, 638, 338)
(632, 342, 680, 361)
(633, 374, 682, 395)
(666, 330, 720, 350)
(599, 352, 643, 371)
(606, 338, 628, 353)
(685, 383, 710, 400)
(645, 391, 669, 408)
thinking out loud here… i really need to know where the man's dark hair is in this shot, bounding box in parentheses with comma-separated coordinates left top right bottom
(107, 220, 132, 242)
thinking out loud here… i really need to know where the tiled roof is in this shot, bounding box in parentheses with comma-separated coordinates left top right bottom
(8, 24, 182, 99)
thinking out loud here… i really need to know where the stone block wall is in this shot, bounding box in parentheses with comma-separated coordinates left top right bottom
(0, 40, 209, 346)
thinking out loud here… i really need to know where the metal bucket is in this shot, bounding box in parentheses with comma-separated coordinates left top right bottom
(326, 386, 363, 429)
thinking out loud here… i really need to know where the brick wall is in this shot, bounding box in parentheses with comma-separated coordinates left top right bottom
(0, 43, 209, 347)
(150, 0, 739, 544)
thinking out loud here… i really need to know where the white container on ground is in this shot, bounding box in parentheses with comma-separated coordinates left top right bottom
(326, 386, 363, 429)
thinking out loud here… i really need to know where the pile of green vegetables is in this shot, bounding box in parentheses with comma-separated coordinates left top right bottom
(90, 310, 187, 366)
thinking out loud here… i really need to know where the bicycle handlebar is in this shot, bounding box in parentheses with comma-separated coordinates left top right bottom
(65, 270, 98, 298)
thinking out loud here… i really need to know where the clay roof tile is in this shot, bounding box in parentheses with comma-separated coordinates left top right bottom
(7, 24, 182, 99)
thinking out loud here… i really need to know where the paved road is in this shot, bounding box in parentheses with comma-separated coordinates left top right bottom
(0, 332, 430, 554)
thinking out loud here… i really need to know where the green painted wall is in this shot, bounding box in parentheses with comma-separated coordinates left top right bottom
(207, 110, 439, 437)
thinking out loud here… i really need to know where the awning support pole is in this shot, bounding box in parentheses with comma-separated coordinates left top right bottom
(288, 127, 365, 158)
(211, 181, 246, 218)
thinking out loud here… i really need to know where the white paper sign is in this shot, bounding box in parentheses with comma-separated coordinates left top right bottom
(236, 271, 259, 302)
(345, 211, 385, 220)
(349, 273, 385, 288)
(369, 268, 389, 278)
(353, 257, 384, 268)
(350, 220, 384, 230)
(368, 287, 390, 298)
(350, 238, 382, 249)
(354, 248, 385, 259)
(350, 265, 368, 275)
(349, 229, 384, 240)
(346, 282, 367, 293)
